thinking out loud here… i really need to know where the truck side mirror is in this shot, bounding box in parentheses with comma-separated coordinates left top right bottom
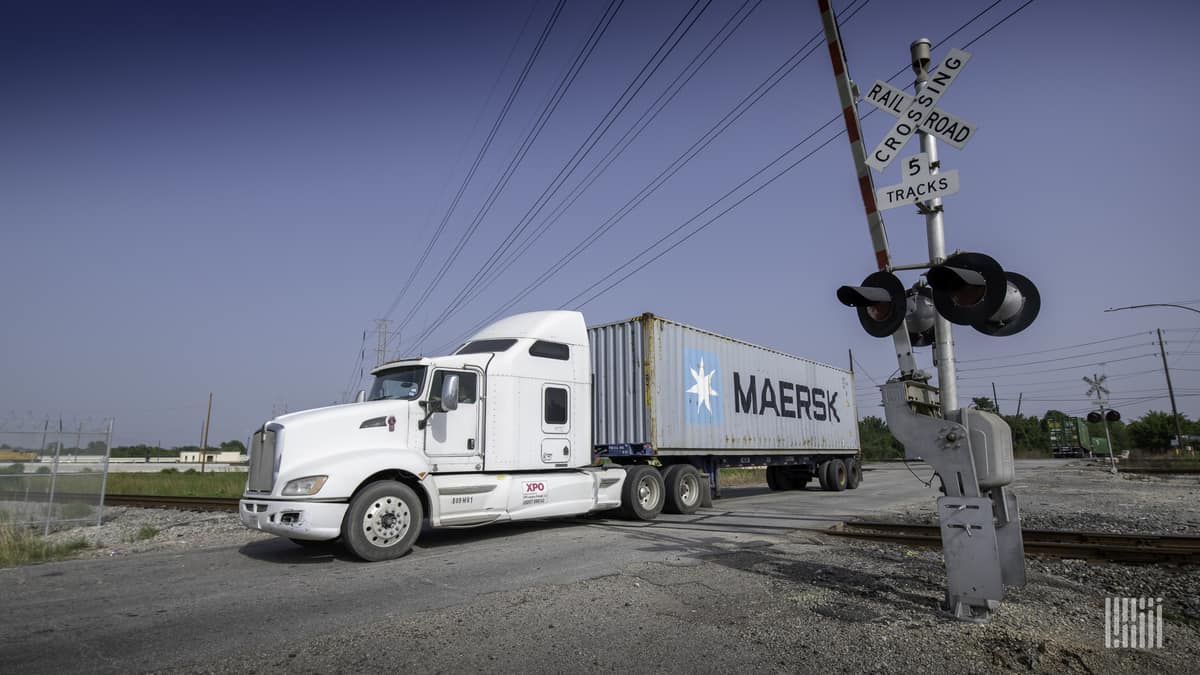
(441, 375, 459, 412)
(355, 390, 366, 403)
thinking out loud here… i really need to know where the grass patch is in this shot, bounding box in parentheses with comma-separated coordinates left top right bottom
(719, 467, 765, 487)
(126, 525, 159, 543)
(11, 471, 248, 498)
(0, 521, 90, 567)
(59, 502, 95, 519)
(105, 471, 247, 497)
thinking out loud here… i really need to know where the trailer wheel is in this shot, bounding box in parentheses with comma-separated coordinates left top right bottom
(663, 464, 702, 514)
(341, 480, 423, 562)
(822, 459, 848, 492)
(845, 459, 862, 489)
(768, 465, 796, 490)
(619, 465, 665, 520)
(816, 461, 830, 490)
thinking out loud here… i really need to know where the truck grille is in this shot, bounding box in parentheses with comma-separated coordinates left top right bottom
(247, 427, 278, 493)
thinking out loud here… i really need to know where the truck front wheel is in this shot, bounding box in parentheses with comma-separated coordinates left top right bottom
(619, 465, 665, 520)
(341, 480, 423, 562)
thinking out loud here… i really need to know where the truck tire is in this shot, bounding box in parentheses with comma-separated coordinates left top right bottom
(663, 464, 703, 514)
(845, 459, 863, 489)
(341, 480, 423, 562)
(766, 465, 780, 491)
(816, 461, 831, 490)
(619, 465, 665, 521)
(822, 459, 848, 492)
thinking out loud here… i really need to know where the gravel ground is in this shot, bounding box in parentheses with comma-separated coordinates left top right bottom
(31, 462, 1200, 673)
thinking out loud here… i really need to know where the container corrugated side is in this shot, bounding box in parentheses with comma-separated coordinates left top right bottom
(589, 316, 650, 448)
(589, 314, 858, 454)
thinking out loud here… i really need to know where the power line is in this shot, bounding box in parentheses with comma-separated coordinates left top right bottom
(421, 0, 770, 352)
(407, 0, 715, 353)
(955, 331, 1152, 364)
(393, 0, 625, 347)
(957, 354, 1158, 380)
(956, 343, 1155, 374)
(421, 0, 878, 353)
(380, 0, 564, 325)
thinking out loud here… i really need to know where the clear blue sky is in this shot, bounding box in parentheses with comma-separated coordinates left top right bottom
(3, 0, 1198, 447)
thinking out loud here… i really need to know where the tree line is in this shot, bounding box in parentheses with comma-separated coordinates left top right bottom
(0, 440, 247, 458)
(858, 398, 1199, 460)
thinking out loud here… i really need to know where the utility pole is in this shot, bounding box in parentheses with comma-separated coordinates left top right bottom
(375, 319, 391, 366)
(991, 382, 1001, 414)
(200, 392, 213, 474)
(1156, 328, 1187, 455)
(1015, 392, 1023, 417)
(912, 38, 959, 414)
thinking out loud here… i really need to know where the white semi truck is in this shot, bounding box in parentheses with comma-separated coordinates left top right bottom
(240, 311, 860, 561)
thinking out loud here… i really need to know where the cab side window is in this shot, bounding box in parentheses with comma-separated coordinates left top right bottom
(429, 370, 478, 406)
(544, 386, 568, 425)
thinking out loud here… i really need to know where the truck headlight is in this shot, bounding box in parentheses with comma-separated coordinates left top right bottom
(282, 475, 328, 496)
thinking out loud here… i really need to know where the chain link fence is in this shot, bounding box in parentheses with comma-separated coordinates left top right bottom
(0, 420, 113, 534)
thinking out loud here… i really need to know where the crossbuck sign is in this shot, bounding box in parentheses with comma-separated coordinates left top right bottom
(864, 48, 973, 172)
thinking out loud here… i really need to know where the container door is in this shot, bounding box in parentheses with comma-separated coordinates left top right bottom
(426, 369, 481, 457)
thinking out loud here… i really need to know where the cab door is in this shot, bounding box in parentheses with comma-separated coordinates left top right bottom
(425, 368, 482, 457)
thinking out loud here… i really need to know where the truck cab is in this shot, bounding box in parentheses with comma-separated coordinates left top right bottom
(240, 311, 639, 561)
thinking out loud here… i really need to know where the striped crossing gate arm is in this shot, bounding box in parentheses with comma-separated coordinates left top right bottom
(815, 0, 918, 377)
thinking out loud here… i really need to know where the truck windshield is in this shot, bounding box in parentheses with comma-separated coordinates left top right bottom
(368, 366, 427, 401)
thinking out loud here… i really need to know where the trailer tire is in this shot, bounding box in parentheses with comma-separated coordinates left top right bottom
(845, 459, 862, 489)
(663, 464, 703, 514)
(766, 466, 780, 491)
(816, 461, 831, 490)
(770, 465, 796, 490)
(619, 465, 665, 521)
(341, 480, 423, 562)
(823, 459, 848, 492)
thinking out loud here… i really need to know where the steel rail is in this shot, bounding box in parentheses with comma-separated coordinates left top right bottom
(831, 521, 1200, 565)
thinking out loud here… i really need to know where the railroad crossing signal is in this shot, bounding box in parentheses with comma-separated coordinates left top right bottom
(1084, 374, 1110, 402)
(862, 80, 977, 150)
(838, 251, 1041, 340)
(865, 48, 973, 172)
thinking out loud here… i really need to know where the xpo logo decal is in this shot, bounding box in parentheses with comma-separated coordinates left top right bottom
(525, 482, 546, 493)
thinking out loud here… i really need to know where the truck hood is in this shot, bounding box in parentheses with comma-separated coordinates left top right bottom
(270, 400, 415, 466)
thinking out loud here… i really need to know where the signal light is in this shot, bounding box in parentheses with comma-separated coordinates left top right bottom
(1087, 410, 1121, 424)
(837, 271, 905, 337)
(838, 252, 1040, 341)
(928, 252, 1041, 336)
(927, 252, 1007, 326)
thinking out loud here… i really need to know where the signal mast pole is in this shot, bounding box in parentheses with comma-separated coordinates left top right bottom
(912, 39, 959, 413)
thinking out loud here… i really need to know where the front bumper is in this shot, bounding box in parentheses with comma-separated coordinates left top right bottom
(239, 498, 348, 541)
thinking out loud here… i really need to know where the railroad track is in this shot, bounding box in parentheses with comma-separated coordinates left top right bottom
(830, 521, 1200, 565)
(103, 494, 240, 512)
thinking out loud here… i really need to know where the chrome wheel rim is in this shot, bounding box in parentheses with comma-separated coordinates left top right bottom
(680, 474, 699, 506)
(637, 475, 661, 509)
(362, 495, 411, 548)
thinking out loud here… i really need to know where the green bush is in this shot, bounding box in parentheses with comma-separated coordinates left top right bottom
(35, 466, 51, 474)
(160, 468, 178, 474)
(0, 464, 25, 475)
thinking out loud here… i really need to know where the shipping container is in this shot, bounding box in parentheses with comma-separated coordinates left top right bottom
(588, 313, 859, 494)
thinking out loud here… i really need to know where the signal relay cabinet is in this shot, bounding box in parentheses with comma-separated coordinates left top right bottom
(240, 311, 862, 561)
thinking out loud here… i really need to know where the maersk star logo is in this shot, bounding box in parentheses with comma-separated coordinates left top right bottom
(688, 358, 719, 415)
(683, 348, 722, 425)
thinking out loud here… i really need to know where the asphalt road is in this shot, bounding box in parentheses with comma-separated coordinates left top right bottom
(0, 460, 1067, 673)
